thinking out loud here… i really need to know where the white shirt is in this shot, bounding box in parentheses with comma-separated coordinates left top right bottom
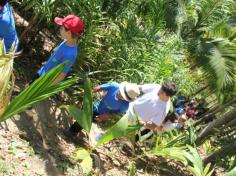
(128, 84, 170, 126)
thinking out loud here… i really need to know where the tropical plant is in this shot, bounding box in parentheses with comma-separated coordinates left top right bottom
(0, 62, 77, 121)
(97, 114, 142, 146)
(225, 166, 236, 176)
(191, 38, 236, 95)
(60, 79, 95, 173)
(70, 148, 93, 174)
(60, 78, 93, 133)
(0, 40, 15, 116)
(152, 144, 214, 176)
(183, 146, 214, 176)
(128, 161, 137, 176)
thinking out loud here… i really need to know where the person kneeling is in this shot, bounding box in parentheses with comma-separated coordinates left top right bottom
(64, 82, 140, 138)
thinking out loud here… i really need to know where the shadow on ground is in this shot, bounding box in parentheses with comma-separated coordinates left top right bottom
(10, 99, 87, 175)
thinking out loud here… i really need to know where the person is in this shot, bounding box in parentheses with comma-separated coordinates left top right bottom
(127, 82, 177, 132)
(135, 108, 187, 142)
(64, 82, 141, 138)
(0, 0, 19, 53)
(31, 14, 84, 85)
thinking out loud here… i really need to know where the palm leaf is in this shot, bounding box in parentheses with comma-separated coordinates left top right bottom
(82, 78, 93, 131)
(60, 78, 93, 133)
(97, 114, 142, 146)
(0, 62, 77, 122)
(60, 105, 90, 133)
(152, 146, 188, 165)
(0, 40, 14, 97)
(194, 38, 236, 93)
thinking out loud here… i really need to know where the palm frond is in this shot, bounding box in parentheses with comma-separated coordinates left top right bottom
(194, 38, 236, 93)
(0, 62, 77, 122)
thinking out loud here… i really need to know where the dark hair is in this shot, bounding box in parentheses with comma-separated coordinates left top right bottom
(161, 82, 177, 97)
(0, 0, 8, 7)
(163, 112, 177, 123)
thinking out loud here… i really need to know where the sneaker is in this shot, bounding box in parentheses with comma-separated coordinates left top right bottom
(63, 129, 78, 138)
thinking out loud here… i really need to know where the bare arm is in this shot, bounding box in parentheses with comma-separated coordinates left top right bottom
(95, 113, 110, 122)
(144, 123, 163, 132)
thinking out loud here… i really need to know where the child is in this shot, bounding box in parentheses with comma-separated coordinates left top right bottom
(64, 82, 140, 138)
(0, 0, 19, 52)
(34, 15, 84, 85)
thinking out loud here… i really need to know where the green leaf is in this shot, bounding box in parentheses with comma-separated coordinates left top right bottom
(0, 62, 76, 121)
(187, 166, 201, 176)
(97, 115, 141, 146)
(82, 78, 93, 132)
(97, 114, 130, 146)
(60, 78, 93, 133)
(70, 148, 92, 173)
(153, 147, 188, 165)
(60, 105, 89, 133)
(204, 163, 214, 176)
(225, 167, 236, 176)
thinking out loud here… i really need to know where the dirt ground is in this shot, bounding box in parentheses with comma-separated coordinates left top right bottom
(0, 4, 191, 176)
(0, 99, 189, 176)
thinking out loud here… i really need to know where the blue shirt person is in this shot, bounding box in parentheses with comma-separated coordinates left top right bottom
(64, 82, 138, 137)
(33, 15, 84, 85)
(0, 2, 19, 52)
(93, 82, 129, 115)
(38, 40, 77, 76)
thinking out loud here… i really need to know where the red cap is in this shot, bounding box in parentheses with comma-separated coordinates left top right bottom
(54, 15, 84, 36)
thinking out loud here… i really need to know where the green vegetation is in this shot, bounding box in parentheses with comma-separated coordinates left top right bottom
(0, 0, 235, 175)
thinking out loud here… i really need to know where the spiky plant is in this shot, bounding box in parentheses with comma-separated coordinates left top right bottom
(0, 40, 15, 116)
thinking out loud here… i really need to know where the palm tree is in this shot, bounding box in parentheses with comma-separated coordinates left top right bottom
(0, 39, 77, 121)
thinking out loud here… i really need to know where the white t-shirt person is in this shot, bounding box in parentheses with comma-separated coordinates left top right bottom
(127, 83, 174, 131)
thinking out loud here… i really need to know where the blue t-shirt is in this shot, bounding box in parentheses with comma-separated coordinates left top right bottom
(93, 82, 129, 115)
(38, 40, 78, 76)
(0, 3, 19, 52)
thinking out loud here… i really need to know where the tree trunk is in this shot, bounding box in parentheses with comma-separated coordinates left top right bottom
(20, 15, 38, 41)
(196, 108, 236, 142)
(192, 84, 209, 97)
(225, 118, 236, 128)
(194, 98, 236, 125)
(203, 141, 236, 164)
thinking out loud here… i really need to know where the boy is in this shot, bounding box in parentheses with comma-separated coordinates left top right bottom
(127, 82, 178, 132)
(0, 0, 19, 52)
(34, 15, 84, 85)
(64, 82, 140, 138)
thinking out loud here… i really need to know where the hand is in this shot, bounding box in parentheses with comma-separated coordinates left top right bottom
(154, 126, 164, 132)
(95, 113, 110, 122)
(144, 123, 157, 130)
(95, 115, 102, 122)
(92, 85, 101, 93)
